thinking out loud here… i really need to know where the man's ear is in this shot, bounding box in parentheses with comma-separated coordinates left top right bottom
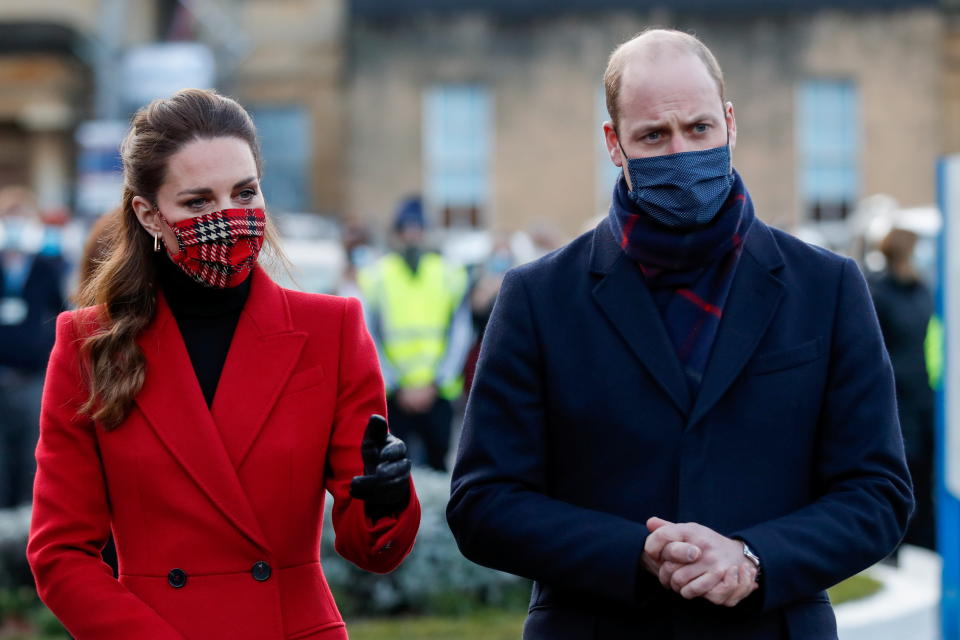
(602, 121, 623, 168)
(725, 101, 737, 150)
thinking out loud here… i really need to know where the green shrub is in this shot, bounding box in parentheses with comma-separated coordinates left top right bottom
(26, 599, 69, 636)
(0, 506, 33, 591)
(0, 586, 36, 620)
(347, 608, 527, 640)
(321, 467, 529, 617)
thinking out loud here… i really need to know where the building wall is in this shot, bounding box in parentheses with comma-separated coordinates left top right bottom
(800, 9, 941, 217)
(944, 11, 960, 156)
(0, 0, 346, 216)
(0, 0, 156, 211)
(348, 6, 943, 237)
(232, 0, 346, 215)
(0, 2, 946, 226)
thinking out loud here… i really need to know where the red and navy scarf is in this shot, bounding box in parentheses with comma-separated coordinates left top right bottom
(609, 171, 755, 390)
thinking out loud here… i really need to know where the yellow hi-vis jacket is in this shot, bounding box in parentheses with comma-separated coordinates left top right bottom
(358, 251, 470, 400)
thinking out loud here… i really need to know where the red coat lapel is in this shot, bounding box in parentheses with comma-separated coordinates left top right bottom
(211, 268, 307, 469)
(135, 282, 272, 554)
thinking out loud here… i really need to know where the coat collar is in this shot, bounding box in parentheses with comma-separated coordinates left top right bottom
(134, 267, 307, 552)
(590, 218, 692, 414)
(588, 216, 785, 421)
(210, 267, 308, 468)
(687, 221, 784, 426)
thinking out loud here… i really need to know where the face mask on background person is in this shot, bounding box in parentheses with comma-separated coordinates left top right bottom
(349, 244, 375, 270)
(619, 139, 734, 228)
(1, 216, 44, 254)
(157, 207, 266, 288)
(485, 251, 513, 276)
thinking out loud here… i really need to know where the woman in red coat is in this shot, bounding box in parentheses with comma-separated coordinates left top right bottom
(27, 89, 420, 639)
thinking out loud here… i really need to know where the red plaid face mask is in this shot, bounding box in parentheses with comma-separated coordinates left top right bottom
(158, 208, 267, 288)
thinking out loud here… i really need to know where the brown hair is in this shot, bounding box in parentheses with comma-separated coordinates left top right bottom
(76, 88, 283, 430)
(604, 28, 725, 130)
(879, 228, 919, 280)
(74, 207, 120, 302)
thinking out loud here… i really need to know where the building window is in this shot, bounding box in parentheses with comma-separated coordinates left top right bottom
(248, 106, 310, 213)
(797, 79, 859, 222)
(597, 85, 622, 210)
(423, 85, 491, 228)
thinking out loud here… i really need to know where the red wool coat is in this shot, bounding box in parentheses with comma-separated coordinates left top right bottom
(27, 268, 420, 639)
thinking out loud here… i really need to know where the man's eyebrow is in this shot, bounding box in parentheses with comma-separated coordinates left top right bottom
(627, 120, 668, 135)
(175, 176, 257, 197)
(687, 113, 719, 123)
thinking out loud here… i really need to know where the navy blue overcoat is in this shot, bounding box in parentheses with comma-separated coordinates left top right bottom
(447, 217, 913, 640)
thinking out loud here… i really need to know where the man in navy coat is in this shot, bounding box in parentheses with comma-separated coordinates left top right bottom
(446, 29, 912, 639)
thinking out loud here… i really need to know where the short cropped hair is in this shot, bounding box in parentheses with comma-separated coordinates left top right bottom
(604, 28, 725, 130)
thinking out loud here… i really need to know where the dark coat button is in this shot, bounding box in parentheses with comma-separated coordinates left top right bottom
(251, 561, 272, 582)
(167, 568, 187, 588)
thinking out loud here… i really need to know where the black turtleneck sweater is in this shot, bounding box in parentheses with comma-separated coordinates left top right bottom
(156, 255, 251, 407)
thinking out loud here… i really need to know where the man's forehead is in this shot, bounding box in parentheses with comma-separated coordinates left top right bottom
(619, 51, 722, 108)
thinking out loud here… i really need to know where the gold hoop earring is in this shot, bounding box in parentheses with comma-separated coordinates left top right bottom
(153, 233, 161, 252)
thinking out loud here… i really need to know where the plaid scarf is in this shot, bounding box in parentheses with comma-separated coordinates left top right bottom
(609, 171, 755, 390)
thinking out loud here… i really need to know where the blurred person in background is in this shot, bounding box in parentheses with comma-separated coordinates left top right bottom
(462, 236, 514, 393)
(358, 197, 471, 471)
(28, 89, 419, 640)
(37, 205, 72, 262)
(448, 28, 911, 639)
(74, 208, 120, 301)
(337, 217, 375, 300)
(870, 227, 936, 551)
(0, 186, 65, 509)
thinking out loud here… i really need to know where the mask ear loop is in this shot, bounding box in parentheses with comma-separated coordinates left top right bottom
(615, 129, 634, 191)
(615, 127, 631, 164)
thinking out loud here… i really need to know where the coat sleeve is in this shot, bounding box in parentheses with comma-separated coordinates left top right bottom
(27, 312, 186, 640)
(446, 269, 649, 605)
(324, 296, 420, 573)
(732, 258, 914, 612)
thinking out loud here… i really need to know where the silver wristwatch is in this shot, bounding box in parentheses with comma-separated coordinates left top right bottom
(742, 542, 762, 575)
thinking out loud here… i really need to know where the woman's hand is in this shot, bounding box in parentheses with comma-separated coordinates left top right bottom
(349, 415, 412, 522)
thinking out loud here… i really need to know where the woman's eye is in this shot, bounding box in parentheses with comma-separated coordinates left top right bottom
(238, 189, 257, 200)
(185, 198, 206, 209)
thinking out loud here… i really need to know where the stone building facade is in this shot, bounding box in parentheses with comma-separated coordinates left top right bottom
(0, 0, 345, 216)
(347, 1, 946, 237)
(0, 0, 954, 239)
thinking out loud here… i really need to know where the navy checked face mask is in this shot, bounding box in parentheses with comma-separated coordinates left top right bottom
(619, 142, 734, 228)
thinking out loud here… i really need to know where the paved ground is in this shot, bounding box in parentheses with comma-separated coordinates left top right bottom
(837, 545, 940, 640)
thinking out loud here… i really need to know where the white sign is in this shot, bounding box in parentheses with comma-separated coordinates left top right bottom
(122, 43, 216, 110)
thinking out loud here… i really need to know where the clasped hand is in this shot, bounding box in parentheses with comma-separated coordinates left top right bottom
(642, 517, 758, 607)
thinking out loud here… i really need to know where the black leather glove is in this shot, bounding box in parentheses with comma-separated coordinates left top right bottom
(349, 415, 411, 522)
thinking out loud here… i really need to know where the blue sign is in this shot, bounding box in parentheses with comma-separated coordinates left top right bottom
(937, 156, 960, 640)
